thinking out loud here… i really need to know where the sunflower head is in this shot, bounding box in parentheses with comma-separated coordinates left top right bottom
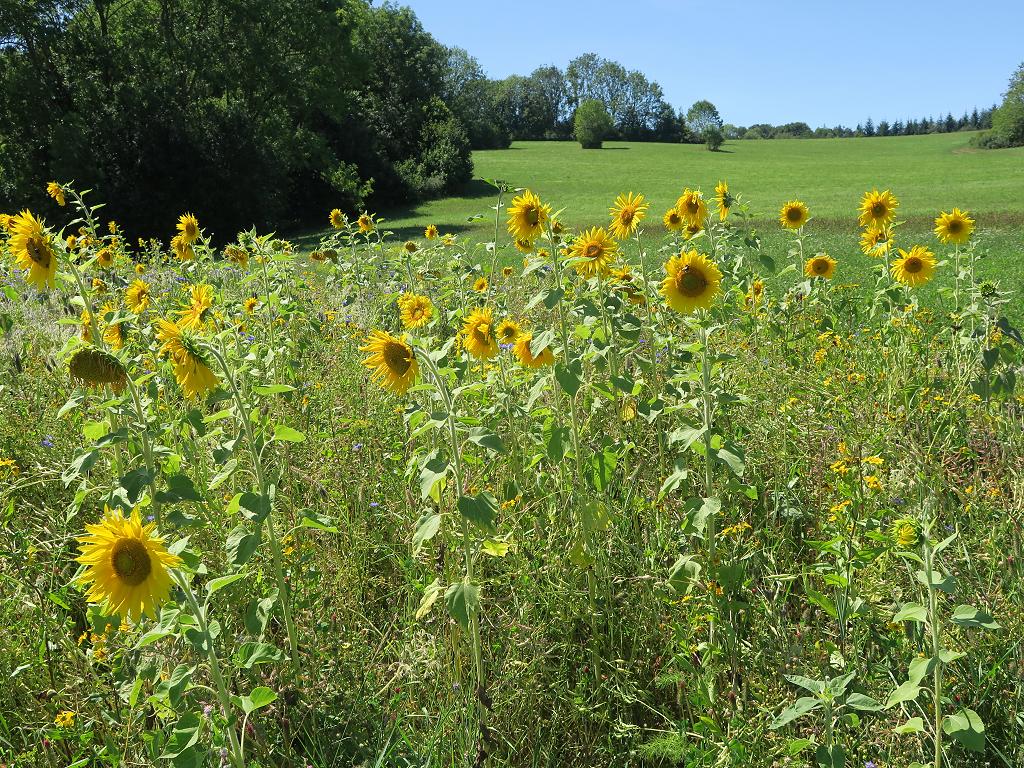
(244, 297, 259, 314)
(361, 330, 418, 395)
(76, 507, 182, 619)
(101, 302, 126, 350)
(47, 182, 66, 207)
(683, 222, 704, 241)
(156, 319, 219, 399)
(858, 189, 899, 228)
(424, 224, 439, 240)
(176, 283, 214, 330)
(502, 265, 515, 278)
(171, 235, 195, 262)
(177, 213, 200, 244)
(462, 306, 499, 359)
(496, 318, 521, 345)
(357, 213, 374, 234)
(860, 226, 893, 257)
(891, 245, 936, 287)
(403, 240, 418, 254)
(506, 190, 551, 241)
(125, 279, 151, 314)
(804, 253, 837, 279)
(934, 208, 974, 245)
(8, 210, 58, 290)
(663, 208, 685, 231)
(675, 189, 708, 225)
(473, 276, 489, 293)
(225, 245, 249, 268)
(329, 209, 346, 229)
(69, 347, 129, 393)
(513, 331, 555, 368)
(890, 518, 922, 549)
(780, 200, 809, 230)
(514, 238, 534, 254)
(568, 227, 618, 278)
(715, 180, 733, 220)
(398, 293, 434, 329)
(609, 192, 648, 240)
(661, 250, 722, 314)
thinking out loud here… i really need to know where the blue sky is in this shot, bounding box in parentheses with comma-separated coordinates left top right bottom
(399, 0, 1023, 127)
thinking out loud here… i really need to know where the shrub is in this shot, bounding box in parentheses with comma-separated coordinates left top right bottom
(574, 99, 613, 149)
(703, 126, 724, 151)
(990, 63, 1024, 147)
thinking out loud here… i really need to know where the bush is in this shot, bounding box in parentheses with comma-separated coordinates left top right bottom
(703, 126, 724, 151)
(574, 99, 613, 149)
(990, 63, 1024, 147)
(970, 131, 1012, 149)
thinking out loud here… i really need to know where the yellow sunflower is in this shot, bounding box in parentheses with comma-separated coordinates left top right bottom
(661, 250, 722, 314)
(514, 331, 555, 368)
(568, 227, 618, 278)
(76, 507, 182, 620)
(609, 192, 648, 240)
(715, 180, 732, 221)
(506, 190, 551, 241)
(860, 226, 893, 257)
(176, 284, 214, 330)
(156, 319, 219, 398)
(890, 245, 936, 287)
(804, 253, 837, 279)
(857, 189, 899, 228)
(101, 302, 126, 350)
(473, 276, 489, 293)
(80, 309, 96, 343)
(360, 330, 418, 395)
(125, 279, 151, 314)
(92, 278, 107, 294)
(502, 265, 515, 278)
(96, 248, 114, 269)
(177, 213, 200, 245)
(675, 188, 708, 225)
(514, 238, 534, 253)
(403, 241, 418, 254)
(8, 210, 58, 290)
(496, 318, 521, 345)
(663, 208, 685, 231)
(357, 213, 374, 234)
(682, 222, 704, 241)
(329, 208, 345, 229)
(424, 224, 439, 240)
(398, 293, 434, 329)
(934, 208, 974, 245)
(779, 200, 809, 230)
(47, 182, 66, 207)
(243, 297, 259, 314)
(462, 306, 499, 359)
(224, 245, 249, 268)
(171, 235, 194, 262)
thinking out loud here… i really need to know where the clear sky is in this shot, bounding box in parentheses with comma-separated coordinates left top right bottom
(398, 0, 1023, 127)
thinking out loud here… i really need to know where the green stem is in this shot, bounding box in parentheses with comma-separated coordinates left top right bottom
(924, 537, 944, 768)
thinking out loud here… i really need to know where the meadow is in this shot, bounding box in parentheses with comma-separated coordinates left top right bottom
(0, 150, 1022, 768)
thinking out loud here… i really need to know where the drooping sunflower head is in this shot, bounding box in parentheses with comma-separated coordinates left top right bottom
(683, 222, 704, 241)
(934, 208, 974, 245)
(224, 245, 249, 268)
(568, 227, 618, 278)
(675, 188, 708, 225)
(513, 331, 555, 369)
(496, 318, 521, 346)
(858, 189, 899, 228)
(663, 208, 685, 231)
(506, 190, 551, 241)
(403, 240, 418, 254)
(779, 200, 809, 230)
(76, 506, 182, 620)
(660, 250, 722, 314)
(473, 276, 489, 293)
(891, 245, 936, 287)
(462, 306, 499, 360)
(424, 224, 439, 240)
(125, 279, 151, 314)
(69, 347, 129, 393)
(398, 293, 434, 329)
(609, 192, 648, 240)
(171, 235, 194, 262)
(859, 226, 893, 257)
(156, 318, 219, 399)
(101, 302, 126, 350)
(177, 213, 200, 245)
(360, 330, 418, 395)
(804, 253, 837, 279)
(715, 180, 733, 220)
(47, 182, 66, 207)
(329, 208, 346, 229)
(357, 213, 374, 234)
(176, 283, 215, 330)
(8, 210, 58, 290)
(514, 238, 534, 254)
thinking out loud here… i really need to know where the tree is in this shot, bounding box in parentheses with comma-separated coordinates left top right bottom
(574, 99, 612, 149)
(991, 63, 1024, 146)
(703, 125, 724, 151)
(686, 100, 723, 142)
(442, 47, 509, 149)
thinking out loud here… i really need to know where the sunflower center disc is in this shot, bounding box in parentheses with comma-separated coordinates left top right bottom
(871, 202, 887, 217)
(814, 261, 828, 274)
(904, 258, 922, 274)
(26, 237, 51, 268)
(526, 208, 539, 226)
(678, 269, 708, 297)
(949, 221, 962, 233)
(111, 538, 153, 586)
(585, 244, 601, 259)
(787, 208, 802, 222)
(620, 210, 633, 225)
(383, 342, 411, 376)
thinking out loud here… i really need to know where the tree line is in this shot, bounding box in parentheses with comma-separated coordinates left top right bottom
(729, 107, 997, 140)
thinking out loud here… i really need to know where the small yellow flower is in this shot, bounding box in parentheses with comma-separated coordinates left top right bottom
(54, 711, 76, 728)
(779, 200, 809, 229)
(424, 224, 439, 240)
(47, 182, 66, 206)
(473, 276, 488, 293)
(329, 208, 345, 229)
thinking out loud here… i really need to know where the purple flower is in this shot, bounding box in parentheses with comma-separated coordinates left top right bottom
(352, 443, 363, 451)
(865, 762, 877, 768)
(41, 435, 54, 448)
(369, 502, 379, 508)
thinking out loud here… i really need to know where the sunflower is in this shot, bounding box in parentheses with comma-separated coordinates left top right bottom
(47, 182, 66, 207)
(663, 208, 685, 231)
(513, 332, 555, 368)
(675, 189, 708, 225)
(8, 210, 58, 290)
(506, 190, 551, 241)
(125, 280, 151, 314)
(779, 200, 809, 229)
(176, 284, 214, 330)
(473, 276, 489, 293)
(934, 208, 974, 245)
(890, 245, 936, 287)
(496, 318, 521, 345)
(360, 330, 418, 395)
(424, 224, 439, 240)
(715, 180, 733, 221)
(441, 233, 457, 246)
(661, 250, 722, 314)
(502, 265, 514, 278)
(134, 263, 146, 274)
(682, 222, 704, 241)
(243, 297, 259, 314)
(857, 189, 899, 229)
(95, 248, 114, 269)
(744, 279, 765, 310)
(101, 302, 126, 350)
(889, 518, 921, 549)
(329, 208, 345, 229)
(69, 347, 129, 393)
(398, 293, 434, 329)
(76, 506, 182, 620)
(462, 306, 499, 359)
(609, 192, 648, 240)
(171, 235, 194, 262)
(177, 213, 200, 245)
(0, 213, 13, 232)
(514, 238, 534, 253)
(403, 241, 418, 254)
(859, 226, 893, 257)
(224, 245, 249, 268)
(156, 319, 219, 398)
(804, 253, 837, 279)
(357, 214, 374, 234)
(80, 309, 96, 343)
(568, 227, 618, 278)
(92, 278, 108, 294)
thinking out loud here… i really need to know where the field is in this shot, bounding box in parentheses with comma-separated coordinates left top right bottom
(1, 138, 1023, 768)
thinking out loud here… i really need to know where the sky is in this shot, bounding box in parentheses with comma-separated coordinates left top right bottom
(398, 0, 1023, 128)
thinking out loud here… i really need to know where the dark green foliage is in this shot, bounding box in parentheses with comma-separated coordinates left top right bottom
(990, 62, 1024, 147)
(703, 125, 724, 151)
(574, 99, 612, 149)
